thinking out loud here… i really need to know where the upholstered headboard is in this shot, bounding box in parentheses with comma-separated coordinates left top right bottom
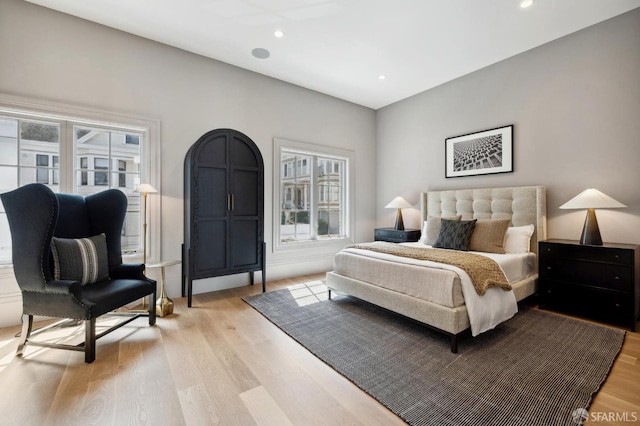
(420, 186, 547, 254)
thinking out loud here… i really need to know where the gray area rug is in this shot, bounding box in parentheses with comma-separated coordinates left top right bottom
(243, 282, 625, 426)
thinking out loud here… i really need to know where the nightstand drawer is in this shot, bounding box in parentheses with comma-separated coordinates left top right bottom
(539, 259, 633, 292)
(539, 279, 633, 325)
(539, 242, 633, 265)
(374, 228, 421, 243)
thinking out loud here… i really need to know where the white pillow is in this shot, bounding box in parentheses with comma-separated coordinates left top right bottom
(419, 221, 428, 244)
(504, 224, 535, 254)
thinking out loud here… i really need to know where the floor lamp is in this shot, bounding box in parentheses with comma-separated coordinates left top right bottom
(134, 183, 157, 308)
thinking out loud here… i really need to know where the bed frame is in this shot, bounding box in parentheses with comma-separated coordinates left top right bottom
(326, 185, 547, 352)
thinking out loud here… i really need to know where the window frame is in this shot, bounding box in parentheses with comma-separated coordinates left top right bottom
(273, 137, 355, 253)
(0, 93, 161, 264)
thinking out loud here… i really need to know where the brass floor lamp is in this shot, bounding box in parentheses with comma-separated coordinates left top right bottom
(134, 183, 157, 309)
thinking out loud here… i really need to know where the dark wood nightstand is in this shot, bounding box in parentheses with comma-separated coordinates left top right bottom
(538, 239, 640, 331)
(374, 228, 421, 243)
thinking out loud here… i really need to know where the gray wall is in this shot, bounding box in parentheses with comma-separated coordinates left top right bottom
(0, 0, 377, 309)
(376, 8, 640, 245)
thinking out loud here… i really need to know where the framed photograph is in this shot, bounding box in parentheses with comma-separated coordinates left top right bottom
(445, 125, 513, 178)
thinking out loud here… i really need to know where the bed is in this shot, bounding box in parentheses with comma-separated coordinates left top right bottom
(326, 185, 547, 352)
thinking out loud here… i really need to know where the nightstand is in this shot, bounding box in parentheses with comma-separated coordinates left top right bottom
(538, 239, 640, 331)
(374, 228, 421, 243)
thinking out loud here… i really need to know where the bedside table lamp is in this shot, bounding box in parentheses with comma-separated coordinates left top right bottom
(559, 188, 626, 245)
(385, 196, 412, 231)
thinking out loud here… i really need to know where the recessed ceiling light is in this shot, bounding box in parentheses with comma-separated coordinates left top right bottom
(252, 48, 270, 59)
(520, 0, 534, 8)
(274, 30, 284, 38)
(378, 75, 386, 80)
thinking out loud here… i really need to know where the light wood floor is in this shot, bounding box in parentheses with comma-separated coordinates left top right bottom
(0, 273, 637, 426)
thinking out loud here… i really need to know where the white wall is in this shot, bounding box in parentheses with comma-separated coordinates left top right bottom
(0, 0, 377, 326)
(376, 8, 640, 245)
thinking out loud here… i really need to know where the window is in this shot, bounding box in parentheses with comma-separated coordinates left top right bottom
(0, 96, 159, 264)
(125, 134, 140, 145)
(80, 157, 88, 185)
(94, 157, 109, 186)
(36, 154, 49, 184)
(118, 160, 126, 188)
(52, 155, 59, 185)
(274, 138, 354, 250)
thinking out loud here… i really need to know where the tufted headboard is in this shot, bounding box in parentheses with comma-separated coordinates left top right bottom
(420, 186, 547, 254)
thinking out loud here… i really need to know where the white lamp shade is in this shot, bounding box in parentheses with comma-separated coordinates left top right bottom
(385, 196, 412, 209)
(134, 183, 158, 194)
(559, 188, 626, 210)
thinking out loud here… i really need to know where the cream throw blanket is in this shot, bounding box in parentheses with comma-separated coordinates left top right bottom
(347, 242, 511, 295)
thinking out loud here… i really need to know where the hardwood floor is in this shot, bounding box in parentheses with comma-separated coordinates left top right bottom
(0, 272, 637, 426)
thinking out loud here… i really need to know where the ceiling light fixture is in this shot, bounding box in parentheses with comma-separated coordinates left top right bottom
(251, 48, 270, 59)
(274, 30, 284, 38)
(520, 0, 534, 8)
(378, 75, 386, 80)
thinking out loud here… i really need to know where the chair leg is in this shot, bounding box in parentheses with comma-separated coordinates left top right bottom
(85, 318, 96, 363)
(148, 291, 157, 326)
(17, 314, 33, 356)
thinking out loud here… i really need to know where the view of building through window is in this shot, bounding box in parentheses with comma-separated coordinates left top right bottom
(0, 116, 145, 263)
(280, 149, 346, 244)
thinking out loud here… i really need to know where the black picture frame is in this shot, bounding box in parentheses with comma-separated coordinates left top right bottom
(445, 125, 513, 178)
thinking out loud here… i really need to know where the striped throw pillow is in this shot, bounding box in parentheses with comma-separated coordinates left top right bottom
(51, 233, 109, 285)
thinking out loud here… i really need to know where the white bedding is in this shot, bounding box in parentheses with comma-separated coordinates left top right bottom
(401, 242, 536, 283)
(337, 243, 536, 337)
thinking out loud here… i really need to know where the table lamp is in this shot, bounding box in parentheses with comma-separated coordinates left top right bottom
(385, 196, 412, 230)
(559, 188, 626, 245)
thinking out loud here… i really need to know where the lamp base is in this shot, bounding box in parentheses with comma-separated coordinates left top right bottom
(394, 208, 405, 231)
(156, 296, 174, 318)
(579, 208, 603, 245)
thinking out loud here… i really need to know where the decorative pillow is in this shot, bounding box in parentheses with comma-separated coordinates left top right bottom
(433, 219, 477, 251)
(419, 221, 429, 244)
(468, 219, 511, 254)
(51, 233, 109, 285)
(423, 215, 462, 246)
(504, 224, 535, 254)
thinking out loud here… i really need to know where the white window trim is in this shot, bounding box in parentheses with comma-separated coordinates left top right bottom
(273, 137, 355, 253)
(0, 92, 162, 263)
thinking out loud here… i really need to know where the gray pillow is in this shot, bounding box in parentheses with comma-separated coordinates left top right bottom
(51, 233, 109, 285)
(433, 219, 477, 251)
(424, 215, 462, 245)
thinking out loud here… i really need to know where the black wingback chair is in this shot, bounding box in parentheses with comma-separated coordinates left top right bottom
(1, 183, 156, 363)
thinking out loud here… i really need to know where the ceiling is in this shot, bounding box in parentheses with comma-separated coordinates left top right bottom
(25, 0, 640, 110)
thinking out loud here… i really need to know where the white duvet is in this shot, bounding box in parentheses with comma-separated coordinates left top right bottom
(344, 242, 535, 336)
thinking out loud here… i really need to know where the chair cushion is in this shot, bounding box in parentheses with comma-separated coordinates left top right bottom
(81, 278, 155, 318)
(51, 233, 109, 285)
